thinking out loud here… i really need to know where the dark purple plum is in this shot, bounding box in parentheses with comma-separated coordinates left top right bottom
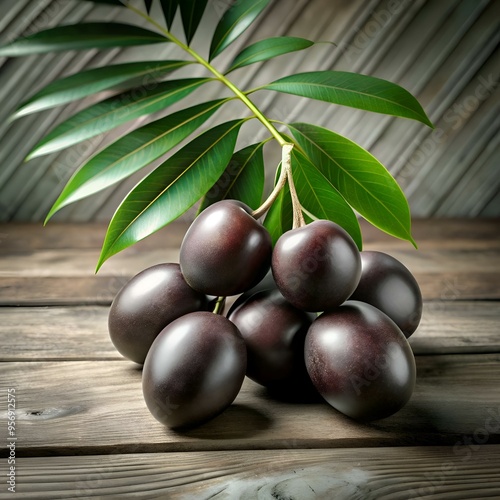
(272, 220, 361, 312)
(142, 312, 247, 428)
(180, 200, 272, 296)
(228, 289, 313, 388)
(305, 301, 416, 420)
(350, 251, 422, 337)
(226, 269, 278, 317)
(108, 263, 208, 364)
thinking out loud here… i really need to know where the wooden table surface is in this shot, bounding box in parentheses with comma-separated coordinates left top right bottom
(0, 219, 499, 499)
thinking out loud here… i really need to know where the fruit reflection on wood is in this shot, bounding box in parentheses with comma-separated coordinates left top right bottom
(108, 200, 423, 429)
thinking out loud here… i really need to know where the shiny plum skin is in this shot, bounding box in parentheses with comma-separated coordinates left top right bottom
(179, 200, 272, 296)
(349, 251, 422, 337)
(272, 220, 361, 312)
(228, 289, 313, 388)
(142, 312, 247, 429)
(226, 270, 279, 318)
(305, 301, 416, 421)
(108, 263, 208, 364)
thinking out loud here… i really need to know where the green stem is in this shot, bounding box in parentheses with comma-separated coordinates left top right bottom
(125, 2, 288, 147)
(212, 296, 226, 315)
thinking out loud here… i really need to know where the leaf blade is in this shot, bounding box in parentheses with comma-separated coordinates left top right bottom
(0, 23, 167, 56)
(289, 122, 415, 246)
(97, 119, 243, 269)
(262, 71, 433, 127)
(209, 0, 270, 61)
(27, 78, 211, 159)
(160, 0, 179, 29)
(227, 36, 314, 72)
(290, 148, 362, 250)
(263, 181, 292, 246)
(46, 99, 226, 221)
(13, 60, 191, 118)
(180, 0, 209, 45)
(198, 141, 265, 212)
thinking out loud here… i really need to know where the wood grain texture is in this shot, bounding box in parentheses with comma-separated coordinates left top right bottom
(1, 354, 500, 456)
(0, 219, 498, 253)
(8, 446, 500, 499)
(0, 222, 187, 254)
(2, 269, 498, 304)
(1, 220, 498, 306)
(0, 306, 119, 361)
(0, 219, 498, 497)
(1, 301, 499, 361)
(2, 247, 499, 277)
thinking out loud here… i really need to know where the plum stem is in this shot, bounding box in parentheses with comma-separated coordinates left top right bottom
(251, 155, 288, 219)
(252, 144, 304, 227)
(212, 296, 226, 315)
(280, 144, 305, 228)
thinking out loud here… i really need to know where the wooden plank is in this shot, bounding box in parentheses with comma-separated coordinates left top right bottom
(1, 354, 499, 456)
(0, 302, 498, 361)
(0, 276, 122, 306)
(409, 301, 500, 354)
(1, 246, 499, 277)
(415, 272, 500, 301)
(0, 219, 498, 253)
(0, 306, 120, 361)
(0, 221, 188, 253)
(1, 269, 498, 305)
(9, 446, 500, 499)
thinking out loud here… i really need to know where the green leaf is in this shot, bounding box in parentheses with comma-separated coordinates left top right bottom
(227, 36, 314, 72)
(27, 78, 210, 159)
(263, 180, 292, 246)
(289, 122, 416, 246)
(46, 99, 226, 221)
(0, 23, 167, 57)
(180, 0, 208, 45)
(290, 148, 362, 250)
(209, 0, 270, 61)
(198, 142, 265, 212)
(12, 60, 191, 119)
(261, 71, 433, 127)
(97, 120, 243, 270)
(145, 0, 153, 13)
(160, 0, 179, 29)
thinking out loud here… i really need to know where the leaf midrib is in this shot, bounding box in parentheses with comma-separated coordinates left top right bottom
(38, 79, 209, 149)
(219, 143, 262, 199)
(19, 62, 190, 116)
(290, 125, 411, 238)
(212, 1, 264, 57)
(231, 38, 311, 69)
(108, 121, 242, 252)
(271, 76, 421, 118)
(79, 100, 226, 187)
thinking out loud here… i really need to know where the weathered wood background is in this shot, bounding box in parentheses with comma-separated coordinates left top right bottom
(0, 0, 498, 222)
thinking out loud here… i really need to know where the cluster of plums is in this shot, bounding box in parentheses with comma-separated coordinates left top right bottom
(108, 200, 422, 428)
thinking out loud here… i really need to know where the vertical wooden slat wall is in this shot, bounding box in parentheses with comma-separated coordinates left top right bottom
(0, 0, 498, 222)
